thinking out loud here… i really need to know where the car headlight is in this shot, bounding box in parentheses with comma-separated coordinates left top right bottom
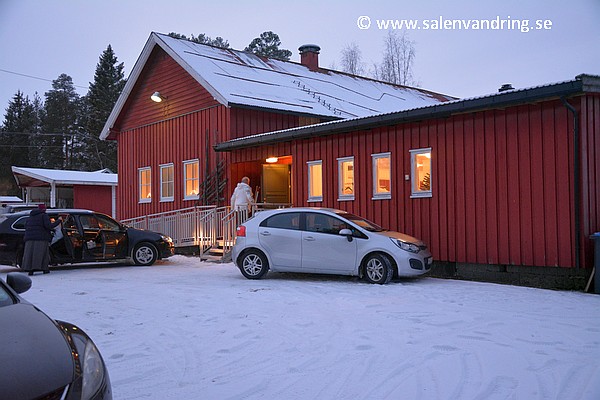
(59, 322, 108, 400)
(80, 337, 105, 400)
(390, 238, 420, 253)
(161, 234, 173, 243)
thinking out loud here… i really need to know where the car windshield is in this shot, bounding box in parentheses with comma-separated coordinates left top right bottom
(336, 212, 385, 232)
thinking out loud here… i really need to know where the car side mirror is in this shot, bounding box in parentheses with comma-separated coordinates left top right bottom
(339, 228, 354, 242)
(6, 272, 32, 294)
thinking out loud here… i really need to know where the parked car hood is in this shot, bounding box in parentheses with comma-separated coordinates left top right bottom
(378, 230, 425, 245)
(0, 303, 74, 399)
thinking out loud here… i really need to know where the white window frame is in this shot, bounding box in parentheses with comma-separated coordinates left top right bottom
(138, 167, 152, 203)
(307, 160, 323, 202)
(337, 156, 355, 201)
(410, 148, 432, 198)
(160, 163, 174, 202)
(372, 152, 391, 200)
(183, 159, 200, 200)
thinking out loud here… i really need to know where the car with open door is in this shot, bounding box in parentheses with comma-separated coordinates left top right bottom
(0, 209, 174, 268)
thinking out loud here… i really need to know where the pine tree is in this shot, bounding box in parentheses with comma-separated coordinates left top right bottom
(168, 32, 230, 48)
(0, 91, 37, 194)
(41, 74, 81, 169)
(81, 45, 126, 171)
(245, 31, 292, 60)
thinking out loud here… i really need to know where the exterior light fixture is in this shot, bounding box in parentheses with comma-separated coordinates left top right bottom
(266, 157, 278, 163)
(150, 92, 164, 102)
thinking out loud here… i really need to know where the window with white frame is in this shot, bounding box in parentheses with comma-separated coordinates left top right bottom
(307, 160, 323, 202)
(372, 152, 391, 199)
(411, 148, 432, 198)
(160, 163, 174, 202)
(138, 167, 151, 203)
(337, 156, 354, 200)
(183, 160, 200, 200)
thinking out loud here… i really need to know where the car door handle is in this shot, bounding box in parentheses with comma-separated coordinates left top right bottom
(260, 231, 271, 236)
(304, 236, 316, 241)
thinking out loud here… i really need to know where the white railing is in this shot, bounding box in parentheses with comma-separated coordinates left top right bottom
(222, 207, 251, 257)
(121, 206, 217, 252)
(121, 203, 291, 261)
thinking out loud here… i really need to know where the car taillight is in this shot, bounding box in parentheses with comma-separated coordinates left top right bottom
(236, 225, 246, 237)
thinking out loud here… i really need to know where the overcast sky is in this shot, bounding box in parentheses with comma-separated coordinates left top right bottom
(1, 0, 599, 117)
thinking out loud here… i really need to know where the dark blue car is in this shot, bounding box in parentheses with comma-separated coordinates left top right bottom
(0, 209, 174, 268)
(0, 272, 112, 399)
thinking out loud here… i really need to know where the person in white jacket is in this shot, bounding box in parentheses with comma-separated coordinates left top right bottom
(231, 176, 254, 210)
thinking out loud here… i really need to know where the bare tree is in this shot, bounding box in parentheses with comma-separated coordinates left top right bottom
(340, 42, 365, 75)
(373, 31, 416, 86)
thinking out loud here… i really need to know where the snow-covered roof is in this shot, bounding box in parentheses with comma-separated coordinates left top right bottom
(101, 32, 455, 140)
(0, 196, 23, 204)
(11, 167, 117, 187)
(215, 74, 600, 151)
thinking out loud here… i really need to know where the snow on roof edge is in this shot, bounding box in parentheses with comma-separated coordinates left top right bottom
(217, 75, 586, 148)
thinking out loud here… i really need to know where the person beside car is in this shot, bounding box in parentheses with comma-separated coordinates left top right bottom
(22, 204, 62, 275)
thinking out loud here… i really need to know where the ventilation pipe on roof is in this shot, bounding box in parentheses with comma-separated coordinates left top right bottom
(561, 96, 581, 272)
(299, 44, 321, 71)
(498, 83, 514, 92)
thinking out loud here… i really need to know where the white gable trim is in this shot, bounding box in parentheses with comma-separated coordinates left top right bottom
(153, 34, 229, 107)
(100, 32, 229, 140)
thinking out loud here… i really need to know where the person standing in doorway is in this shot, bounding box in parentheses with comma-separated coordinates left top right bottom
(22, 204, 62, 275)
(230, 176, 254, 211)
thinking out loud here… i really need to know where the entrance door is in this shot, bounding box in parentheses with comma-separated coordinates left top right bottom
(261, 164, 291, 204)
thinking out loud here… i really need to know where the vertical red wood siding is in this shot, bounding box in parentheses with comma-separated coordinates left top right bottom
(112, 46, 229, 220)
(73, 185, 112, 216)
(231, 96, 600, 269)
(581, 93, 600, 267)
(117, 106, 230, 220)
(115, 47, 219, 131)
(229, 108, 299, 139)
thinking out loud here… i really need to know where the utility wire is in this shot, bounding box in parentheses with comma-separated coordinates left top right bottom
(1, 131, 102, 141)
(0, 68, 87, 89)
(1, 131, 68, 136)
(0, 144, 67, 149)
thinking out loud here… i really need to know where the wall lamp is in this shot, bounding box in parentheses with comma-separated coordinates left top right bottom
(150, 91, 165, 103)
(266, 157, 278, 163)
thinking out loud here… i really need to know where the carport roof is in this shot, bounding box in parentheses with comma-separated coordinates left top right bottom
(11, 167, 118, 188)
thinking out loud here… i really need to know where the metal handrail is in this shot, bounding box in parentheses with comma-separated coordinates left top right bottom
(221, 207, 252, 258)
(121, 205, 216, 248)
(120, 203, 292, 261)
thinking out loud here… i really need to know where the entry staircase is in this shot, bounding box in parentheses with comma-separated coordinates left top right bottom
(121, 203, 290, 263)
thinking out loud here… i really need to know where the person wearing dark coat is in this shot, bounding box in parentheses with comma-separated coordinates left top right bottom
(22, 204, 61, 275)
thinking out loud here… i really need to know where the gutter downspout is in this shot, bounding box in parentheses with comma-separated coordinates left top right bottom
(561, 96, 581, 271)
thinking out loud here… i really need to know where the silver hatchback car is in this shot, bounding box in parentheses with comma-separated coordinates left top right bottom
(232, 208, 432, 284)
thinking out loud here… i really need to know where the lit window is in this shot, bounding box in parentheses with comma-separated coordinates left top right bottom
(372, 152, 391, 199)
(138, 167, 151, 203)
(307, 160, 323, 202)
(183, 160, 200, 200)
(160, 163, 174, 202)
(337, 157, 354, 201)
(411, 148, 432, 198)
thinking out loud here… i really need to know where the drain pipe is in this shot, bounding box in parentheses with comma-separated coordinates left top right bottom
(561, 96, 581, 271)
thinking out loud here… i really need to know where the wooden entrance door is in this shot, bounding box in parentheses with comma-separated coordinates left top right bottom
(261, 164, 291, 204)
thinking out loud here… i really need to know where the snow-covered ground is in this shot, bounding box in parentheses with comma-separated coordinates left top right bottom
(2, 255, 600, 400)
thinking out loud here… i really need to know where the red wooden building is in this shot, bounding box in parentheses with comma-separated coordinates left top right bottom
(100, 33, 453, 220)
(101, 32, 599, 288)
(216, 75, 600, 289)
